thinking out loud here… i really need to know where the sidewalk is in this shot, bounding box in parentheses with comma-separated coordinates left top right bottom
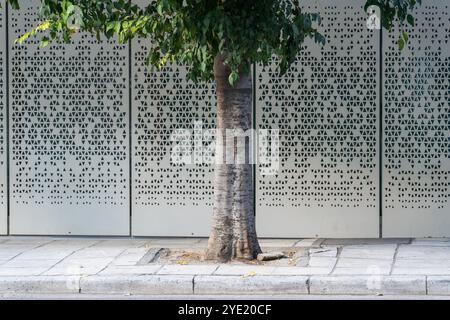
(1, 236, 450, 297)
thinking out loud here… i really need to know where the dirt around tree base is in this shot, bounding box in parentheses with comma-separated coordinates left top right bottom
(148, 248, 309, 267)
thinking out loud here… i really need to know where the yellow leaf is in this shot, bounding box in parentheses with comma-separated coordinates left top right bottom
(15, 32, 30, 45)
(36, 21, 51, 31)
(15, 21, 50, 45)
(243, 271, 257, 278)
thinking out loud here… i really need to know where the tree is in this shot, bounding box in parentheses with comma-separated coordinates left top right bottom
(4, 0, 420, 262)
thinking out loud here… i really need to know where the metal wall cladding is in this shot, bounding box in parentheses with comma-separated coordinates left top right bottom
(131, 37, 216, 236)
(256, 0, 380, 237)
(0, 5, 8, 235)
(2, 0, 450, 238)
(8, 1, 130, 235)
(382, 1, 450, 237)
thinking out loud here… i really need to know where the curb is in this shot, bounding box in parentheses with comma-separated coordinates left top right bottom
(0, 276, 81, 294)
(80, 275, 194, 295)
(194, 275, 309, 295)
(309, 275, 426, 295)
(0, 275, 439, 296)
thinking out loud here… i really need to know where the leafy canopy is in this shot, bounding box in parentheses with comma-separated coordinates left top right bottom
(4, 0, 420, 84)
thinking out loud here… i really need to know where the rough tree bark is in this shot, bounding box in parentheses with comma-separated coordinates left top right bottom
(205, 54, 262, 262)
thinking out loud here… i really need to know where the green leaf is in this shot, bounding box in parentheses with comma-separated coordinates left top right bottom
(407, 14, 415, 27)
(398, 37, 405, 50)
(303, 17, 311, 29)
(39, 37, 50, 48)
(157, 3, 164, 15)
(4, 0, 421, 84)
(228, 71, 239, 85)
(402, 31, 409, 43)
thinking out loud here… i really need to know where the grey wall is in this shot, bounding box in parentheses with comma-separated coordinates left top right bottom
(382, 0, 450, 237)
(131, 38, 216, 236)
(0, 1, 449, 237)
(256, 0, 380, 237)
(8, 2, 130, 235)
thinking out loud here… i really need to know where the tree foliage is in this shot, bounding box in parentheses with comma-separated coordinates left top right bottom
(4, 0, 421, 84)
(364, 0, 421, 50)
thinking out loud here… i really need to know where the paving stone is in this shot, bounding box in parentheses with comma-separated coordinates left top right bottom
(15, 249, 80, 261)
(42, 240, 99, 248)
(93, 240, 148, 248)
(143, 238, 204, 249)
(294, 239, 323, 248)
(396, 246, 450, 260)
(333, 267, 391, 275)
(15, 241, 100, 260)
(308, 257, 337, 268)
(292, 250, 308, 258)
(70, 248, 126, 259)
(394, 259, 450, 268)
(410, 240, 450, 247)
(194, 275, 308, 295)
(322, 239, 410, 246)
(99, 265, 162, 275)
(0, 250, 29, 261)
(0, 244, 43, 250)
(309, 246, 338, 257)
(336, 258, 392, 268)
(309, 275, 426, 295)
(339, 245, 397, 260)
(258, 239, 298, 248)
(412, 238, 450, 242)
(272, 266, 332, 275)
(136, 248, 167, 265)
(293, 250, 309, 267)
(111, 248, 149, 266)
(0, 267, 49, 276)
(291, 256, 309, 267)
(157, 264, 219, 275)
(1, 238, 53, 246)
(1, 259, 60, 269)
(213, 265, 276, 276)
(392, 267, 450, 275)
(43, 258, 114, 276)
(295, 259, 309, 267)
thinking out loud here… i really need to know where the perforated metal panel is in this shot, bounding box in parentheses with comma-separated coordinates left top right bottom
(8, 1, 130, 235)
(0, 5, 8, 235)
(383, 1, 450, 237)
(131, 38, 215, 236)
(256, 0, 380, 238)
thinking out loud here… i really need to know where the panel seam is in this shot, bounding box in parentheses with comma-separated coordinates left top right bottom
(128, 36, 133, 237)
(379, 26, 383, 238)
(5, 2, 10, 235)
(252, 63, 256, 218)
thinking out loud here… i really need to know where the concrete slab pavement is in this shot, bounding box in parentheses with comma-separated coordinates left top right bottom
(0, 237, 449, 297)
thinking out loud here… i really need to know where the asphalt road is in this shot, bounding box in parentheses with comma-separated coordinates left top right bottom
(0, 293, 449, 300)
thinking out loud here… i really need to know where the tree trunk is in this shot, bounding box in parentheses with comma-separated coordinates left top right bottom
(205, 54, 262, 262)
